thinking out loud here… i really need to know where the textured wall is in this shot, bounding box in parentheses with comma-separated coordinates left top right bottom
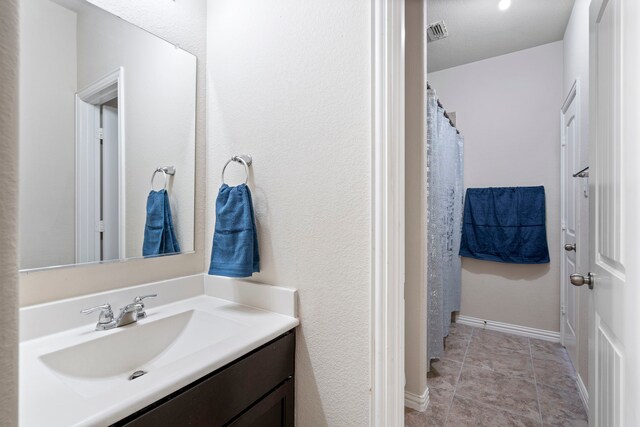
(0, 0, 19, 424)
(405, 0, 428, 402)
(207, 1, 372, 424)
(429, 42, 564, 332)
(563, 0, 591, 388)
(20, 0, 207, 306)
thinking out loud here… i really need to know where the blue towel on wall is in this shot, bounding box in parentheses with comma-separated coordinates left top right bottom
(143, 189, 181, 257)
(208, 184, 260, 277)
(459, 186, 550, 264)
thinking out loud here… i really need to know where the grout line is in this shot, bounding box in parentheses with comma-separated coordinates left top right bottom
(442, 326, 473, 426)
(529, 337, 545, 426)
(460, 325, 545, 424)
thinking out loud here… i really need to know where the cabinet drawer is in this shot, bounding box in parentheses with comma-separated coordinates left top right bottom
(114, 331, 295, 427)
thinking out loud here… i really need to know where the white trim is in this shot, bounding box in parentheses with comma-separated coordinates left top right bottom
(456, 315, 561, 342)
(561, 79, 580, 113)
(404, 387, 429, 412)
(75, 68, 126, 262)
(576, 372, 589, 414)
(75, 97, 101, 263)
(371, 0, 405, 425)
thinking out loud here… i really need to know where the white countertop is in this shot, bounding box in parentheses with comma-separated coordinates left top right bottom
(20, 276, 299, 427)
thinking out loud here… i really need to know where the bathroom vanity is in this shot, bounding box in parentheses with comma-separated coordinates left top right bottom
(17, 0, 299, 425)
(19, 276, 299, 426)
(115, 331, 295, 426)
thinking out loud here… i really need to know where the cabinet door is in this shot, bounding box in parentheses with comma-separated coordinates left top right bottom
(114, 332, 295, 427)
(229, 379, 294, 427)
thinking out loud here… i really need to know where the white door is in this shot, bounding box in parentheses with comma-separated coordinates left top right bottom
(101, 102, 119, 261)
(587, 0, 640, 424)
(560, 86, 579, 366)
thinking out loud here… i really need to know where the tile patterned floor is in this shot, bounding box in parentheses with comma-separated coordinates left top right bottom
(405, 323, 588, 427)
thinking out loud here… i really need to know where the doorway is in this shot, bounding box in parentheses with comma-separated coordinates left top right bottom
(75, 68, 125, 263)
(405, 0, 591, 425)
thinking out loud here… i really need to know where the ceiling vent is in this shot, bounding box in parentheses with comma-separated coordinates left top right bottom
(427, 20, 449, 42)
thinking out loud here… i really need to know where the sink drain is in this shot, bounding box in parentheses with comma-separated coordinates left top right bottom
(129, 370, 147, 381)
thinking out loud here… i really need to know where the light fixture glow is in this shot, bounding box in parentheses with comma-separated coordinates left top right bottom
(498, 0, 511, 11)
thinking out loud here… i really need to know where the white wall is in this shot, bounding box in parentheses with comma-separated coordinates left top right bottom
(0, 0, 19, 424)
(19, 0, 77, 269)
(207, 1, 372, 424)
(20, 0, 207, 306)
(563, 0, 590, 388)
(405, 0, 428, 403)
(428, 41, 564, 332)
(75, 3, 196, 258)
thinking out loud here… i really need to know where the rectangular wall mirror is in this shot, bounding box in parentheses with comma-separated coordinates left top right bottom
(19, 0, 196, 271)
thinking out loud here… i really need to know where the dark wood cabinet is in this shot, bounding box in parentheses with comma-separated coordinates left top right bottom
(113, 330, 295, 427)
(229, 378, 294, 427)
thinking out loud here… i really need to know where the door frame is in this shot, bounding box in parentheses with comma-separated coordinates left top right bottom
(371, 0, 405, 425)
(75, 67, 126, 263)
(559, 79, 580, 351)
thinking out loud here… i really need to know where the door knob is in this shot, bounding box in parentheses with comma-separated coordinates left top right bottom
(564, 243, 576, 252)
(570, 272, 594, 289)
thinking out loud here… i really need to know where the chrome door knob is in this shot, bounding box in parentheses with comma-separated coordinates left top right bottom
(564, 243, 576, 252)
(570, 272, 594, 289)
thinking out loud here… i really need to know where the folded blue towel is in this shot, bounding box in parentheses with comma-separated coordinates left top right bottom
(459, 186, 550, 264)
(143, 189, 181, 257)
(208, 183, 260, 277)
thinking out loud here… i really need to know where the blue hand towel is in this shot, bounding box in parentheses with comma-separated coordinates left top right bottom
(143, 189, 181, 257)
(208, 183, 260, 277)
(459, 186, 550, 264)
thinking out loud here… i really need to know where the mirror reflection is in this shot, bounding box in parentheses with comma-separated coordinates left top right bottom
(19, 0, 196, 271)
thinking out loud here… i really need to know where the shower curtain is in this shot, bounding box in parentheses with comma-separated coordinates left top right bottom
(426, 88, 464, 363)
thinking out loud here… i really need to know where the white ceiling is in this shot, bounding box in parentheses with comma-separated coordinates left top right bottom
(427, 0, 575, 72)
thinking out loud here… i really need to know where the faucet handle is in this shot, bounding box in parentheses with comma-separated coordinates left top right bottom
(81, 304, 114, 327)
(133, 294, 157, 304)
(133, 294, 157, 318)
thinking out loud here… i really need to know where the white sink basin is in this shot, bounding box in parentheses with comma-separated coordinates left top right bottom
(40, 309, 246, 398)
(21, 287, 299, 427)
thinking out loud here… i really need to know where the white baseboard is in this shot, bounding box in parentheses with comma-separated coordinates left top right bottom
(456, 315, 560, 342)
(405, 386, 429, 412)
(576, 373, 589, 413)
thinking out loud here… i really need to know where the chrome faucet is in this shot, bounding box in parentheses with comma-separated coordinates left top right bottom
(132, 294, 157, 319)
(81, 294, 157, 331)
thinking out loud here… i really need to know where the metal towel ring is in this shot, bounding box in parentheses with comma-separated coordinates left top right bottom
(150, 166, 176, 192)
(221, 155, 252, 185)
(151, 169, 167, 192)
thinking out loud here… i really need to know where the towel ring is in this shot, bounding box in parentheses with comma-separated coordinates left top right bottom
(151, 169, 168, 192)
(221, 155, 252, 185)
(150, 166, 176, 192)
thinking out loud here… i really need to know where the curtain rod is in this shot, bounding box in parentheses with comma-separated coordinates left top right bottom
(426, 82, 460, 134)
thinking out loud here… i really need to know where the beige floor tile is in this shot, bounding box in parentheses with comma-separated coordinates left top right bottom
(405, 388, 454, 427)
(442, 337, 469, 363)
(530, 339, 570, 362)
(427, 359, 463, 392)
(455, 363, 540, 420)
(538, 383, 588, 426)
(465, 340, 535, 381)
(446, 395, 542, 426)
(447, 322, 474, 339)
(470, 328, 530, 353)
(532, 357, 576, 391)
(411, 325, 588, 426)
